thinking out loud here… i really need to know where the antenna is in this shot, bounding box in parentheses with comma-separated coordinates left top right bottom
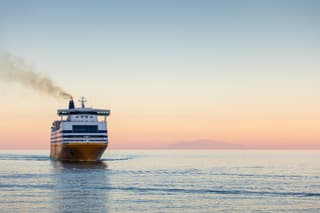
(78, 96, 87, 108)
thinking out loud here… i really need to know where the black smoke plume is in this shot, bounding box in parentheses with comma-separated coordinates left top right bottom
(0, 52, 72, 100)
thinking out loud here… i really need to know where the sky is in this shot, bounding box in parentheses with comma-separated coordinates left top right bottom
(0, 0, 320, 149)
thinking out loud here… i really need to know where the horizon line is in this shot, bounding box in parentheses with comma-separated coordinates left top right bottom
(1, 148, 319, 151)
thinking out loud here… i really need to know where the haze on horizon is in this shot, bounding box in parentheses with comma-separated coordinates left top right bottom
(0, 0, 319, 149)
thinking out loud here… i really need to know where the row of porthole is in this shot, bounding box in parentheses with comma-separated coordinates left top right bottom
(75, 115, 94, 119)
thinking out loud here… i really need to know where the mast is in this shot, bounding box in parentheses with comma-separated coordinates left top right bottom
(78, 96, 87, 108)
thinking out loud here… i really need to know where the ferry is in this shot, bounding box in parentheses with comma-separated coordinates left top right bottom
(50, 97, 110, 161)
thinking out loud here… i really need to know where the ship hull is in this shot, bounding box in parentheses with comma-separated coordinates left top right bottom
(50, 143, 108, 162)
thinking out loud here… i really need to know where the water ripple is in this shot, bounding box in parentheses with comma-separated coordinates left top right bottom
(0, 154, 49, 161)
(0, 183, 318, 197)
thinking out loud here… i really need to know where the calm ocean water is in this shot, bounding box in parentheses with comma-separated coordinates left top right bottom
(0, 150, 319, 212)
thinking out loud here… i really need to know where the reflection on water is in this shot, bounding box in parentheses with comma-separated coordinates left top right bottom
(52, 161, 108, 170)
(50, 161, 109, 213)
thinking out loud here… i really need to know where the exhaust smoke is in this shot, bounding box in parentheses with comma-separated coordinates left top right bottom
(0, 52, 72, 100)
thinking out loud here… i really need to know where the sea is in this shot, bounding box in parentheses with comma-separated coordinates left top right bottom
(0, 150, 319, 212)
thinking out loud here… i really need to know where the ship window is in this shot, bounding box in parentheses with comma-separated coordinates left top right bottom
(72, 125, 98, 133)
(85, 116, 88, 118)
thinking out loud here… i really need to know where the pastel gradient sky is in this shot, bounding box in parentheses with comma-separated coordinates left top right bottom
(0, 0, 320, 149)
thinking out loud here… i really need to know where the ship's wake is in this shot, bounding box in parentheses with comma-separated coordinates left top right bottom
(101, 157, 131, 161)
(0, 154, 49, 161)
